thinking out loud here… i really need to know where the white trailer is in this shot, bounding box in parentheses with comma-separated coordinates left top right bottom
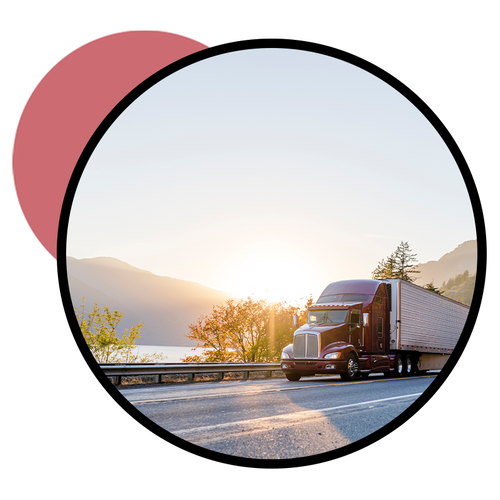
(384, 278, 469, 372)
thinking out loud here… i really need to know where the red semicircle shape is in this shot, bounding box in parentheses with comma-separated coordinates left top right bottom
(10, 28, 209, 262)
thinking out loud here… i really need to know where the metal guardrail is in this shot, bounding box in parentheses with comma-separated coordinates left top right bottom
(100, 362, 283, 385)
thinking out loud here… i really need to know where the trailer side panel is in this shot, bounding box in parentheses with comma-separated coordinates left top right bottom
(386, 279, 469, 353)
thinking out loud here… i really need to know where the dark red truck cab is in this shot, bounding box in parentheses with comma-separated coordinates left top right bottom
(281, 279, 391, 381)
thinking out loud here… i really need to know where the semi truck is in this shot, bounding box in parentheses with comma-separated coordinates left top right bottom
(280, 279, 469, 381)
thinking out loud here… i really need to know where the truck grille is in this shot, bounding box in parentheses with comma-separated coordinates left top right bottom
(293, 333, 319, 358)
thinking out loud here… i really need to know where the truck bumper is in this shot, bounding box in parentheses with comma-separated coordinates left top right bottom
(281, 359, 347, 375)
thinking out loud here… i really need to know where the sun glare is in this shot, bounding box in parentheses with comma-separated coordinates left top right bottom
(220, 248, 317, 304)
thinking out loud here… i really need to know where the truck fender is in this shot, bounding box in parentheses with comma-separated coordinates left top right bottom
(322, 341, 355, 356)
(281, 343, 294, 358)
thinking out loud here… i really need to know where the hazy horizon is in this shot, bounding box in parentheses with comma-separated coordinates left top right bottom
(66, 47, 477, 303)
(66, 236, 476, 303)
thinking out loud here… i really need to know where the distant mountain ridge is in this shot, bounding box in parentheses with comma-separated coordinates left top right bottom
(66, 257, 237, 346)
(414, 240, 477, 289)
(67, 241, 477, 346)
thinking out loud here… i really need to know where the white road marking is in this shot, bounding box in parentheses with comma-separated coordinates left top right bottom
(128, 375, 432, 405)
(129, 382, 333, 404)
(171, 392, 422, 442)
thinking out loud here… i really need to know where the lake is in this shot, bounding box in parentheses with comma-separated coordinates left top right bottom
(133, 345, 207, 363)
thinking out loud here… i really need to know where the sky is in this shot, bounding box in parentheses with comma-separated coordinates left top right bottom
(67, 47, 477, 303)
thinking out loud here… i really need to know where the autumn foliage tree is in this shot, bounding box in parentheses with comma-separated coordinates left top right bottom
(181, 300, 241, 363)
(75, 298, 164, 363)
(182, 297, 308, 363)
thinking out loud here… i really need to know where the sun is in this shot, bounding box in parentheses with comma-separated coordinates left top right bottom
(220, 247, 317, 304)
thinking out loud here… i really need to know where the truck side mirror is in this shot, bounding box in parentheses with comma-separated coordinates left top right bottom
(293, 314, 298, 327)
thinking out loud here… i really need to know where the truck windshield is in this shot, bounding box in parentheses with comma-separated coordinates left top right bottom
(308, 309, 348, 325)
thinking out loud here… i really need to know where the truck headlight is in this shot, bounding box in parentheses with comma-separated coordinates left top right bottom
(324, 352, 340, 360)
(281, 352, 290, 359)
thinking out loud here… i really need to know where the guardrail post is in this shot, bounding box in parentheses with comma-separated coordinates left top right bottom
(111, 375, 121, 385)
(217, 372, 224, 381)
(154, 375, 161, 384)
(266, 371, 272, 378)
(243, 371, 249, 380)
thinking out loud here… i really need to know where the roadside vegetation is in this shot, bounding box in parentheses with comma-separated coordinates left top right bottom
(74, 298, 165, 363)
(182, 296, 313, 363)
(74, 242, 474, 366)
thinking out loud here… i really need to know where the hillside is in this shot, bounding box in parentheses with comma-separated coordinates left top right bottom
(440, 271, 476, 306)
(66, 241, 478, 346)
(66, 257, 237, 346)
(414, 240, 477, 289)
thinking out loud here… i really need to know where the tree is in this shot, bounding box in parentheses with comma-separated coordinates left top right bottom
(372, 241, 420, 282)
(183, 297, 272, 363)
(75, 298, 164, 363)
(372, 253, 397, 280)
(183, 297, 310, 363)
(182, 300, 241, 363)
(440, 270, 476, 306)
(423, 281, 444, 294)
(393, 241, 420, 282)
(238, 298, 272, 362)
(290, 294, 314, 331)
(265, 300, 303, 360)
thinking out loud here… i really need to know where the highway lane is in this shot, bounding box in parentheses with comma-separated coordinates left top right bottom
(119, 374, 437, 460)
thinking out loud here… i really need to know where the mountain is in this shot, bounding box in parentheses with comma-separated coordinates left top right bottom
(413, 240, 477, 289)
(66, 257, 237, 346)
(440, 271, 476, 306)
(66, 242, 477, 346)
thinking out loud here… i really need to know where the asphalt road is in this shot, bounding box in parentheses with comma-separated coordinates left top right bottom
(119, 373, 437, 460)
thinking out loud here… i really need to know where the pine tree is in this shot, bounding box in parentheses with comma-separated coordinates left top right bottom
(393, 241, 420, 282)
(424, 281, 444, 294)
(372, 253, 397, 280)
(372, 241, 420, 282)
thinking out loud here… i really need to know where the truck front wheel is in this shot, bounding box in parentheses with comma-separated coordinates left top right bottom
(341, 354, 359, 381)
(286, 373, 301, 382)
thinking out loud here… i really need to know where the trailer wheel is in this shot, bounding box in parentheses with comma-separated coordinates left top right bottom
(403, 354, 413, 376)
(394, 353, 404, 377)
(286, 373, 301, 382)
(341, 354, 359, 381)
